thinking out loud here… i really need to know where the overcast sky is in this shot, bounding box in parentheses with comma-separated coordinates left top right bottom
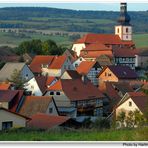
(0, 3, 147, 11)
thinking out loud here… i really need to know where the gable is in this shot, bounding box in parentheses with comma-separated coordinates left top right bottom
(116, 98, 141, 113)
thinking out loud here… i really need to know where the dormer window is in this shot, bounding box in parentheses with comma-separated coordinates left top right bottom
(41, 64, 48, 68)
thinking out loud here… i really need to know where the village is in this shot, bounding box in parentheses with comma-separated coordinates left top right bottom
(0, 2, 148, 131)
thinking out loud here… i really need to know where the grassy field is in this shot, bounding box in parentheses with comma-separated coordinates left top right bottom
(133, 34, 148, 48)
(0, 127, 148, 141)
(0, 29, 147, 48)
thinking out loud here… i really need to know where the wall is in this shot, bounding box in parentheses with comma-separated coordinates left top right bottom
(71, 43, 86, 56)
(98, 68, 118, 91)
(115, 25, 132, 41)
(45, 99, 58, 115)
(135, 55, 148, 68)
(21, 65, 34, 81)
(24, 77, 42, 96)
(0, 109, 27, 130)
(116, 98, 141, 118)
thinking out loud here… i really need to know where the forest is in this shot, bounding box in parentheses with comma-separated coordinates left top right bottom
(0, 7, 147, 33)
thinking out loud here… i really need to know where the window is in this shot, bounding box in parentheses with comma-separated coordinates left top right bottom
(129, 101, 132, 107)
(80, 58, 82, 61)
(49, 108, 53, 113)
(75, 64, 78, 67)
(108, 73, 112, 76)
(50, 92, 54, 95)
(117, 28, 120, 33)
(126, 36, 128, 39)
(56, 92, 60, 95)
(31, 85, 34, 89)
(2, 121, 13, 130)
(105, 72, 107, 76)
(126, 28, 128, 33)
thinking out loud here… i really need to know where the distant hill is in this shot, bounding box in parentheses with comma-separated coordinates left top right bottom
(0, 7, 147, 33)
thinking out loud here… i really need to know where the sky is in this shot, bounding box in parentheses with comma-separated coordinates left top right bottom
(0, 2, 147, 11)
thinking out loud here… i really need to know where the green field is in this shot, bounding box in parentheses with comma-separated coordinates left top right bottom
(0, 30, 147, 48)
(0, 127, 148, 141)
(133, 34, 148, 48)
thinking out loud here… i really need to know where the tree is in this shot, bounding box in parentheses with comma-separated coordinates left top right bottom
(117, 111, 126, 128)
(125, 111, 134, 128)
(7, 69, 26, 89)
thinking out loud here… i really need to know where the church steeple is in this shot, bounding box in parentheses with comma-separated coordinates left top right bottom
(118, 2, 131, 26)
(115, 2, 132, 41)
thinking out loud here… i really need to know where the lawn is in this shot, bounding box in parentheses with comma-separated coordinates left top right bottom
(133, 34, 148, 48)
(0, 127, 148, 141)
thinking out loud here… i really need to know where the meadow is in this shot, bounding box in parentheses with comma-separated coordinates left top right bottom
(0, 127, 148, 141)
(0, 29, 147, 48)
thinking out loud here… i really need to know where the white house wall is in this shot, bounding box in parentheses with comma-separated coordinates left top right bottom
(0, 110, 27, 130)
(72, 43, 86, 56)
(24, 78, 42, 96)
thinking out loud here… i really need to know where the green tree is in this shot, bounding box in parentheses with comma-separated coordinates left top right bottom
(125, 111, 134, 128)
(7, 69, 26, 89)
(117, 111, 126, 128)
(42, 39, 58, 55)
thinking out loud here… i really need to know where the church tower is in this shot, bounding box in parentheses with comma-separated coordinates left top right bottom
(115, 2, 132, 41)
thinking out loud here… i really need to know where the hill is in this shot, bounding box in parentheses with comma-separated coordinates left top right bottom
(0, 7, 147, 33)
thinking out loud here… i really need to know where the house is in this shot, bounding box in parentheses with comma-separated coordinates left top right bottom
(27, 113, 70, 130)
(61, 70, 81, 80)
(0, 107, 30, 130)
(42, 55, 74, 77)
(45, 79, 105, 118)
(24, 76, 47, 96)
(135, 48, 148, 69)
(115, 92, 148, 120)
(29, 55, 55, 76)
(0, 62, 34, 82)
(76, 61, 102, 86)
(98, 65, 138, 91)
(72, 56, 86, 69)
(104, 82, 134, 116)
(113, 48, 136, 69)
(80, 43, 113, 61)
(0, 90, 24, 112)
(19, 96, 58, 117)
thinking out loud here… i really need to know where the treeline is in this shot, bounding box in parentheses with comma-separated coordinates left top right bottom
(15, 39, 67, 55)
(0, 7, 147, 33)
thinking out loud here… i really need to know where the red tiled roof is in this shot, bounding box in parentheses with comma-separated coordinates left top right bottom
(113, 48, 136, 57)
(29, 55, 55, 73)
(46, 77, 56, 86)
(0, 90, 18, 102)
(49, 55, 67, 69)
(49, 79, 105, 101)
(75, 33, 134, 45)
(80, 50, 113, 59)
(76, 61, 96, 75)
(82, 43, 112, 51)
(0, 83, 11, 90)
(98, 65, 138, 79)
(47, 80, 62, 91)
(35, 76, 47, 93)
(19, 96, 53, 117)
(9, 90, 24, 112)
(28, 113, 70, 129)
(0, 107, 30, 120)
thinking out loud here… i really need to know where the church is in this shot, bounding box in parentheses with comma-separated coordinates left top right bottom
(71, 2, 137, 70)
